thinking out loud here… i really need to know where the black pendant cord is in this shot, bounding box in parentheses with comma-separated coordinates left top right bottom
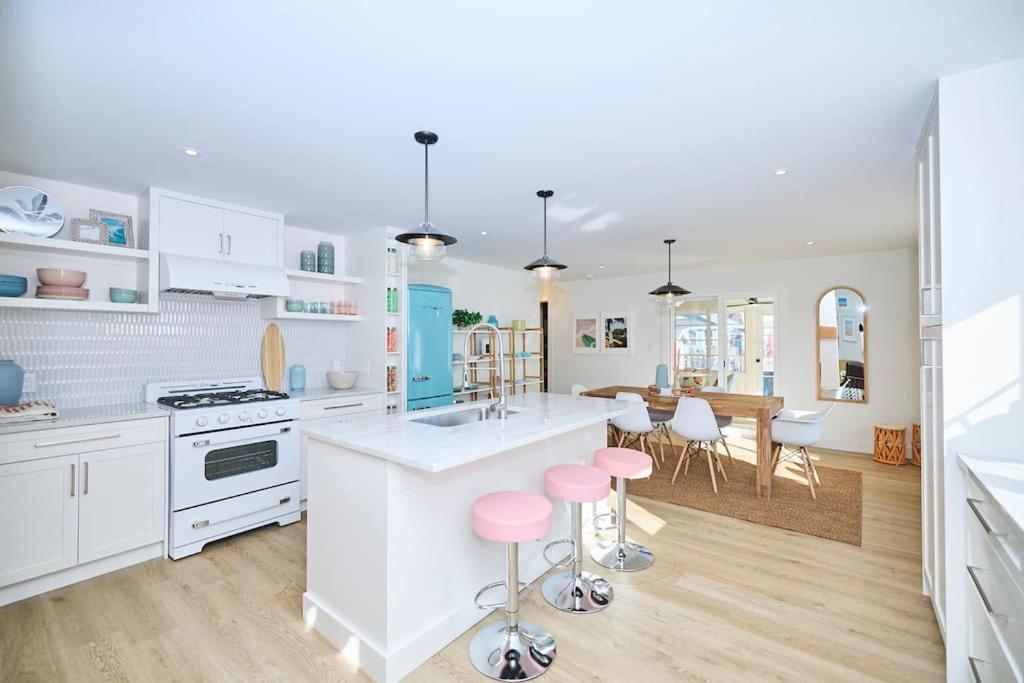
(423, 142, 430, 225)
(542, 193, 548, 257)
(667, 239, 672, 284)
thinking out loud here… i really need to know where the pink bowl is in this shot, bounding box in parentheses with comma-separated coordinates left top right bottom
(37, 268, 86, 287)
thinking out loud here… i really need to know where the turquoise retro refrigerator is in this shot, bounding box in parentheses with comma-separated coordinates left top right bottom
(407, 284, 454, 411)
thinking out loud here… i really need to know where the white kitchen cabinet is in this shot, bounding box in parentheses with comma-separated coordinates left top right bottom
(78, 443, 165, 564)
(300, 393, 384, 502)
(152, 188, 284, 267)
(0, 454, 78, 587)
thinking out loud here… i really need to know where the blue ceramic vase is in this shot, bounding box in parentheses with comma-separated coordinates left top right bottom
(289, 365, 306, 391)
(0, 359, 25, 406)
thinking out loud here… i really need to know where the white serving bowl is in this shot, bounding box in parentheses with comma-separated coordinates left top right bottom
(326, 370, 358, 390)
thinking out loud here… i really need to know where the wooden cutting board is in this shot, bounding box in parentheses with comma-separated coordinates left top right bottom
(260, 323, 285, 391)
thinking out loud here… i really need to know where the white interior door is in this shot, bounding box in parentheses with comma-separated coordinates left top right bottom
(724, 298, 775, 395)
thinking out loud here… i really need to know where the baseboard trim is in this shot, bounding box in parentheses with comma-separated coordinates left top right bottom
(0, 542, 164, 607)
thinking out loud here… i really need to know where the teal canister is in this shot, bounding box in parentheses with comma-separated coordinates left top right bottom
(289, 365, 306, 391)
(300, 250, 317, 272)
(0, 359, 25, 406)
(316, 241, 335, 274)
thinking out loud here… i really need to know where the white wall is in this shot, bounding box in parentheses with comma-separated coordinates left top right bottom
(408, 256, 540, 326)
(549, 248, 919, 453)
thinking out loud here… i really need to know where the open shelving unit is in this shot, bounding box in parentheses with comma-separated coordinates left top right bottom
(452, 326, 545, 402)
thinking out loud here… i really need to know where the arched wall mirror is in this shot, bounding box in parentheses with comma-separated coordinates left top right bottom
(817, 287, 867, 402)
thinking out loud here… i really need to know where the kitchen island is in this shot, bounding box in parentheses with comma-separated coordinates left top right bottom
(302, 392, 629, 683)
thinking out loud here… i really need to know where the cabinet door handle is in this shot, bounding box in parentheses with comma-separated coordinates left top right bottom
(70, 463, 75, 497)
(35, 433, 121, 448)
(967, 498, 1005, 537)
(219, 233, 224, 254)
(83, 461, 89, 495)
(969, 656, 986, 683)
(967, 566, 1005, 618)
(227, 234, 232, 255)
(324, 403, 364, 410)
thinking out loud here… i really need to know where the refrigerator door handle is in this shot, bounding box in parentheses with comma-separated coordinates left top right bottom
(412, 375, 432, 382)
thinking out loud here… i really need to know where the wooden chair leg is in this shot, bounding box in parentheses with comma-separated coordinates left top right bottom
(705, 443, 719, 493)
(617, 430, 626, 447)
(720, 437, 734, 465)
(801, 448, 817, 500)
(713, 441, 728, 482)
(806, 447, 821, 485)
(684, 441, 694, 475)
(661, 425, 673, 463)
(657, 428, 666, 465)
(671, 445, 688, 484)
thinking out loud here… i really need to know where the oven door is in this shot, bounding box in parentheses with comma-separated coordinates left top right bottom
(171, 421, 299, 511)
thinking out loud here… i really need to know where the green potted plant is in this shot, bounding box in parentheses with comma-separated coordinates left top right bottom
(452, 308, 483, 329)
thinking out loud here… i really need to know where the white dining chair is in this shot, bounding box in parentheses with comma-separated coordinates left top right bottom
(570, 384, 587, 397)
(611, 391, 661, 468)
(699, 386, 734, 463)
(770, 404, 837, 499)
(669, 397, 730, 492)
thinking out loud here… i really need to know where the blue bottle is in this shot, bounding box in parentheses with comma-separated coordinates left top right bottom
(0, 359, 24, 406)
(289, 365, 306, 391)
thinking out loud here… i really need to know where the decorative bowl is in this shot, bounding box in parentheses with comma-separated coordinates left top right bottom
(285, 299, 304, 312)
(36, 285, 88, 300)
(109, 287, 138, 304)
(326, 370, 358, 390)
(0, 274, 28, 297)
(37, 268, 86, 287)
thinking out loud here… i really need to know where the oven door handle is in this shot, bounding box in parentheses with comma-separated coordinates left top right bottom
(183, 422, 295, 449)
(191, 496, 294, 530)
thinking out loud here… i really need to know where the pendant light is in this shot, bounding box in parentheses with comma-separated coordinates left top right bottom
(649, 238, 690, 305)
(523, 190, 567, 281)
(396, 131, 457, 261)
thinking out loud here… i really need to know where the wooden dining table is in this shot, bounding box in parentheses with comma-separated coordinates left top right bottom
(582, 386, 785, 498)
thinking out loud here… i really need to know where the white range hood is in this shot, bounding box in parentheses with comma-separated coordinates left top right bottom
(160, 253, 289, 299)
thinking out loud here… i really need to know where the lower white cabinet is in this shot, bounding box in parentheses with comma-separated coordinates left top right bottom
(0, 454, 79, 587)
(78, 443, 165, 564)
(300, 393, 383, 502)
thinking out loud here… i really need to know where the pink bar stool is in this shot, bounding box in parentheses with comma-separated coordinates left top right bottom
(590, 447, 655, 572)
(540, 464, 615, 614)
(470, 491, 557, 680)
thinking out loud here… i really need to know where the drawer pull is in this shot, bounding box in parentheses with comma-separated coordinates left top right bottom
(35, 433, 121, 448)
(967, 498, 1006, 538)
(967, 566, 1006, 619)
(189, 497, 295, 531)
(969, 656, 987, 683)
(324, 403, 364, 410)
(70, 463, 75, 497)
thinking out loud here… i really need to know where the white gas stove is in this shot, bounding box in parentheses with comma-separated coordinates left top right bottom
(147, 377, 301, 559)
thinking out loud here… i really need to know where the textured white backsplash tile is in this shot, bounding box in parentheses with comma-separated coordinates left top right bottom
(0, 294, 347, 408)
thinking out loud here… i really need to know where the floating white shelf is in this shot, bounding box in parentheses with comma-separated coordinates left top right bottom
(0, 296, 150, 313)
(285, 269, 363, 285)
(265, 311, 363, 322)
(0, 232, 149, 261)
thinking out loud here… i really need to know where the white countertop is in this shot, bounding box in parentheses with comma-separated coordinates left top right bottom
(960, 454, 1024, 537)
(304, 392, 630, 472)
(287, 386, 383, 402)
(0, 402, 169, 436)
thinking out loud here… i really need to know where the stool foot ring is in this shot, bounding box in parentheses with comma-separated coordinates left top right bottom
(591, 511, 619, 532)
(589, 540, 654, 572)
(468, 619, 556, 681)
(541, 570, 614, 614)
(474, 579, 532, 610)
(541, 538, 575, 569)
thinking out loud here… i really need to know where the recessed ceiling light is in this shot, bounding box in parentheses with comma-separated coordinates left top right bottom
(774, 168, 789, 175)
(598, 265, 605, 269)
(806, 241, 815, 246)
(182, 147, 201, 157)
(480, 231, 488, 236)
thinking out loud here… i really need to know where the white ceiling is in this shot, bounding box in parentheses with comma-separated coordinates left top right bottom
(2, 2, 1023, 279)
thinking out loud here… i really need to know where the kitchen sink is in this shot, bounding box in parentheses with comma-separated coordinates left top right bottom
(412, 406, 518, 427)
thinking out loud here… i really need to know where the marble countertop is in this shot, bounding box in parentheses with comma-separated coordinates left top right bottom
(304, 392, 629, 473)
(287, 386, 383, 402)
(960, 454, 1024, 538)
(0, 402, 169, 436)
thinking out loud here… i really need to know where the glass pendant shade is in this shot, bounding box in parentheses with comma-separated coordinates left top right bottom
(523, 190, 567, 278)
(396, 131, 457, 260)
(649, 239, 690, 305)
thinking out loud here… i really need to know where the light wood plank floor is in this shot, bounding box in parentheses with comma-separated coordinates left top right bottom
(0, 437, 944, 682)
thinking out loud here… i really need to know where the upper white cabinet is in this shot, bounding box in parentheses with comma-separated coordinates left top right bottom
(152, 188, 284, 268)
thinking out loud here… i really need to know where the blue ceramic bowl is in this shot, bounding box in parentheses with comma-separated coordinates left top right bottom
(108, 287, 138, 304)
(285, 299, 304, 312)
(0, 275, 28, 297)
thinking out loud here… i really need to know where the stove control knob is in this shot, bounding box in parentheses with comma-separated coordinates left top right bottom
(218, 413, 230, 424)
(275, 407, 286, 417)
(257, 408, 268, 419)
(238, 411, 250, 422)
(195, 416, 209, 428)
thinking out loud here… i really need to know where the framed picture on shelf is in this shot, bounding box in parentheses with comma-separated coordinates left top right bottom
(602, 311, 632, 355)
(69, 218, 107, 244)
(89, 209, 135, 248)
(572, 313, 600, 354)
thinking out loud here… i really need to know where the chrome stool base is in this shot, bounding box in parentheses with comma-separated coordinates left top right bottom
(468, 620, 556, 681)
(541, 569, 614, 613)
(589, 539, 654, 572)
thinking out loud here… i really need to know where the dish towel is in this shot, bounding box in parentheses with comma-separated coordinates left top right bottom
(0, 401, 59, 424)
